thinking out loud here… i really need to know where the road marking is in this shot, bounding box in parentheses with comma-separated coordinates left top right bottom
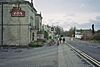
(66, 42, 100, 67)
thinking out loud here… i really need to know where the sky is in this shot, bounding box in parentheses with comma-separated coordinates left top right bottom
(27, 0, 100, 31)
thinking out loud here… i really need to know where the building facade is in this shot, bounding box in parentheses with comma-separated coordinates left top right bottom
(35, 13, 42, 31)
(35, 13, 44, 40)
(0, 1, 38, 45)
(0, 0, 25, 2)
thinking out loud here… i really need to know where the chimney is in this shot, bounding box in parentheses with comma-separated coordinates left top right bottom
(31, 0, 33, 7)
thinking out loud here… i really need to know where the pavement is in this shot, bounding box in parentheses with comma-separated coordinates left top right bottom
(58, 44, 91, 67)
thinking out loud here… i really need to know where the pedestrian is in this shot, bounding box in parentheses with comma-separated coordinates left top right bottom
(57, 40, 59, 46)
(63, 38, 65, 43)
(59, 37, 62, 44)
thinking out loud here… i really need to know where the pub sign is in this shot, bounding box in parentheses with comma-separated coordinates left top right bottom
(10, 7, 25, 17)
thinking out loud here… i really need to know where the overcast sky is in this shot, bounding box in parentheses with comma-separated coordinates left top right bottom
(27, 0, 100, 31)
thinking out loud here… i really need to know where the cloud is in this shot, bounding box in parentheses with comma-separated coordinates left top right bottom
(32, 0, 100, 31)
(76, 16, 100, 30)
(60, 21, 79, 31)
(80, 4, 85, 8)
(96, 16, 100, 20)
(43, 13, 100, 31)
(56, 16, 100, 31)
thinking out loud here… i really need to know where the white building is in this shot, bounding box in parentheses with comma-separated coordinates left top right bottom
(75, 31, 83, 39)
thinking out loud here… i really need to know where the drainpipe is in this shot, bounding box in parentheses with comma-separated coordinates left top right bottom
(1, 2, 4, 46)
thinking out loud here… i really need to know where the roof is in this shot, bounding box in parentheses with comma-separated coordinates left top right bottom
(0, 1, 37, 12)
(36, 14, 43, 19)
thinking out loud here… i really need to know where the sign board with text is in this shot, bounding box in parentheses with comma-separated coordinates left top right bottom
(10, 7, 25, 17)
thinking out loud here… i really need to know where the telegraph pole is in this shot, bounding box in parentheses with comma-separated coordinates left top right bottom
(17, 0, 21, 45)
(92, 24, 95, 35)
(1, 2, 4, 46)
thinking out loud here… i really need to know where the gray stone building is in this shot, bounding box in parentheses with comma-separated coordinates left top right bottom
(35, 13, 43, 31)
(0, 1, 38, 45)
(0, 0, 25, 2)
(34, 13, 44, 40)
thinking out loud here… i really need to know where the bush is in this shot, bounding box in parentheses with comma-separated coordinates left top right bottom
(93, 33, 100, 40)
(47, 39, 55, 46)
(81, 32, 93, 40)
(44, 31, 49, 39)
(28, 41, 44, 47)
(37, 39, 46, 42)
(0, 45, 29, 48)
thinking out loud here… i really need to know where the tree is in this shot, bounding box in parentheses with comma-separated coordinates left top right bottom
(67, 27, 76, 37)
(44, 31, 48, 39)
(55, 26, 61, 35)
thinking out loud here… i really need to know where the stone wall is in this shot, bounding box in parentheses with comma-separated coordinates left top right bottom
(0, 2, 36, 45)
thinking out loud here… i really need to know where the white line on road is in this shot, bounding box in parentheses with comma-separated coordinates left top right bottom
(66, 43, 100, 67)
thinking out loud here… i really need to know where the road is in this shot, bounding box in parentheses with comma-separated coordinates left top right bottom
(66, 37, 100, 61)
(0, 42, 95, 67)
(0, 46, 58, 67)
